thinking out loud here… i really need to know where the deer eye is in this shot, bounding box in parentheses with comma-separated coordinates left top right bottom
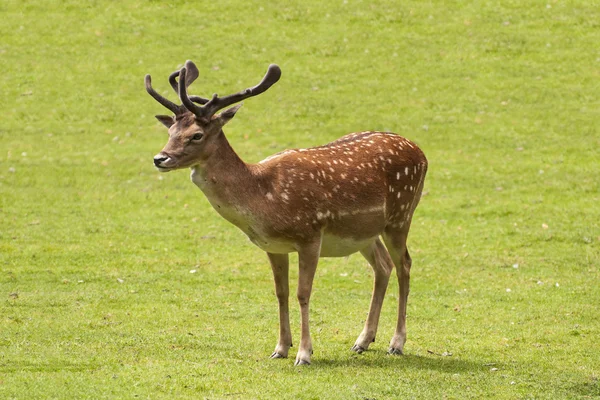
(192, 133, 204, 141)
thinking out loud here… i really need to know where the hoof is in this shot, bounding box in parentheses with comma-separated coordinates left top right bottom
(351, 344, 366, 354)
(294, 358, 311, 366)
(388, 347, 404, 356)
(270, 352, 286, 359)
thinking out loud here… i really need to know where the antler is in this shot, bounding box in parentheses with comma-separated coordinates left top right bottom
(147, 61, 281, 117)
(145, 74, 183, 115)
(145, 61, 207, 115)
(168, 63, 209, 105)
(178, 62, 282, 120)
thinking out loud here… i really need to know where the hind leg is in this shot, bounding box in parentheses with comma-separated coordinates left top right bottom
(351, 238, 395, 353)
(383, 228, 412, 355)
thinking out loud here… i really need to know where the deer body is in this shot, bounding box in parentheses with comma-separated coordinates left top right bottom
(145, 61, 427, 365)
(191, 131, 426, 257)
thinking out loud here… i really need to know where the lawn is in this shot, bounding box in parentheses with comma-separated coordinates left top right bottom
(1, 0, 599, 398)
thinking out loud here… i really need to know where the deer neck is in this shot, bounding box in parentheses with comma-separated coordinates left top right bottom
(190, 131, 257, 226)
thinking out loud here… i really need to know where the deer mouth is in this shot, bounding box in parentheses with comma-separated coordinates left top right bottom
(153, 154, 178, 171)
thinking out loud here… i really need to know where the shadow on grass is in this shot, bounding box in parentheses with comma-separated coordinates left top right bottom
(567, 380, 600, 398)
(313, 352, 494, 373)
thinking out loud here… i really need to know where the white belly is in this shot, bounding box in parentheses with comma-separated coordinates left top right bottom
(247, 233, 297, 254)
(320, 234, 376, 257)
(246, 229, 375, 257)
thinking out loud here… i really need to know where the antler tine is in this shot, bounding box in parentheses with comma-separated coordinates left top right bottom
(145, 74, 181, 115)
(178, 67, 205, 116)
(168, 62, 200, 91)
(189, 95, 210, 105)
(169, 69, 210, 105)
(201, 64, 282, 118)
(168, 70, 181, 93)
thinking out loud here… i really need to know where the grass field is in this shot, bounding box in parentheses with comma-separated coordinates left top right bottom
(1, 0, 599, 398)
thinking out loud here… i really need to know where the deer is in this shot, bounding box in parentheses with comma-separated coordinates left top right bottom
(145, 60, 428, 366)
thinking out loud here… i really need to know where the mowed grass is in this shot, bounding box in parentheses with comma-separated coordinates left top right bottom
(1, 0, 599, 398)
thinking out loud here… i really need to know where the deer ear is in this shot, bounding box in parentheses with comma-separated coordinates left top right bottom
(155, 115, 174, 128)
(217, 103, 243, 125)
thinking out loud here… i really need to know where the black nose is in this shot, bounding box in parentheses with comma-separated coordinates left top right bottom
(154, 156, 168, 167)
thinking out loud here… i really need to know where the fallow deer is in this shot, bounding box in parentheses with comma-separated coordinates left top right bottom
(145, 61, 428, 365)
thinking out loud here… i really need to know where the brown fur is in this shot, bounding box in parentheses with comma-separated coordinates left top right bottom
(148, 65, 427, 365)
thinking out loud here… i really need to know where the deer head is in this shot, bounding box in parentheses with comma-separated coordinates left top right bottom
(146, 60, 281, 171)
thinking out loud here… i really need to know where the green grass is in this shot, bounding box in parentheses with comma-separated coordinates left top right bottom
(1, 0, 599, 398)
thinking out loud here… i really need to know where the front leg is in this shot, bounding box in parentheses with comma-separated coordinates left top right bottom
(267, 252, 292, 359)
(295, 240, 321, 366)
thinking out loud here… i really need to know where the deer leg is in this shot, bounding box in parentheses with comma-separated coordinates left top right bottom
(351, 238, 394, 353)
(267, 252, 292, 359)
(383, 229, 411, 355)
(294, 241, 321, 366)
